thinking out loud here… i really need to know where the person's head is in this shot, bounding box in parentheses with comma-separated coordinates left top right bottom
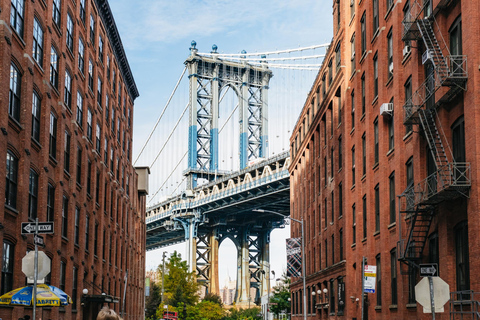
(96, 307, 122, 320)
(23, 316, 31, 320)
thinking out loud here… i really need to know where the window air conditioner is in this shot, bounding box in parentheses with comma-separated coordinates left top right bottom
(389, 62, 394, 74)
(422, 50, 431, 64)
(403, 45, 411, 57)
(380, 103, 394, 117)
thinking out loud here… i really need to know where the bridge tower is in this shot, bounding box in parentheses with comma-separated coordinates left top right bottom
(184, 41, 272, 189)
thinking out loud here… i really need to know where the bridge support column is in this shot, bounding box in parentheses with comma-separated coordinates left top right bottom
(259, 232, 270, 299)
(208, 230, 219, 295)
(187, 220, 197, 273)
(236, 228, 251, 306)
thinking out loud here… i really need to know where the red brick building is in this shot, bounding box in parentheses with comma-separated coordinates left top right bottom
(0, 0, 148, 319)
(290, 0, 475, 319)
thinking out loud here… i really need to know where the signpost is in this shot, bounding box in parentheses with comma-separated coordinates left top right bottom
(415, 273, 449, 319)
(21, 220, 54, 320)
(420, 264, 438, 277)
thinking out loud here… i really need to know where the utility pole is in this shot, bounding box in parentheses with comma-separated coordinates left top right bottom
(161, 252, 167, 303)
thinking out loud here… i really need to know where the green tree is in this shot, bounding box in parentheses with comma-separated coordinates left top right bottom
(145, 281, 161, 320)
(223, 307, 262, 320)
(163, 251, 200, 310)
(202, 293, 223, 307)
(186, 300, 224, 320)
(269, 272, 291, 317)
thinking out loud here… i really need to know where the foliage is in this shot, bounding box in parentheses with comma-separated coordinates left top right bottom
(184, 300, 225, 320)
(269, 272, 291, 317)
(145, 281, 161, 320)
(162, 251, 200, 309)
(155, 304, 177, 320)
(223, 307, 262, 320)
(202, 293, 223, 307)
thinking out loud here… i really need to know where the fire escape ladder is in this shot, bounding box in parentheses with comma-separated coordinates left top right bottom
(418, 108, 452, 187)
(403, 207, 434, 267)
(417, 18, 450, 81)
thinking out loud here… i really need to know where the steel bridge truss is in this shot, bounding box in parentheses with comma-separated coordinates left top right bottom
(185, 43, 272, 189)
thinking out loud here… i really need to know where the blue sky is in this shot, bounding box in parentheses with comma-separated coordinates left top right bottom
(108, 0, 333, 287)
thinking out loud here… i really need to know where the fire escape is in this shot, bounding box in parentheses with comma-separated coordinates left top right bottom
(397, 0, 470, 269)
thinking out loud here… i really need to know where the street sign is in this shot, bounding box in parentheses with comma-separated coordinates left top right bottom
(34, 235, 44, 247)
(415, 276, 450, 313)
(363, 265, 377, 293)
(21, 222, 54, 234)
(22, 251, 51, 282)
(420, 263, 438, 277)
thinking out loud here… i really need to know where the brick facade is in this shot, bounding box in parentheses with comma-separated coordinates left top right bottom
(290, 0, 477, 319)
(0, 0, 146, 319)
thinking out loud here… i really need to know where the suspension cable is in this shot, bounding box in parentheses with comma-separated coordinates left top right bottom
(149, 102, 190, 168)
(198, 54, 326, 62)
(195, 43, 330, 57)
(134, 66, 187, 165)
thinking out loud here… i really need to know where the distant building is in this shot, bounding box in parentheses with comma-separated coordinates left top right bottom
(146, 269, 162, 284)
(290, 0, 474, 319)
(0, 0, 147, 319)
(220, 276, 236, 305)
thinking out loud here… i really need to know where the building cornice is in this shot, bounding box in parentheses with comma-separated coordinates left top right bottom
(95, 0, 140, 101)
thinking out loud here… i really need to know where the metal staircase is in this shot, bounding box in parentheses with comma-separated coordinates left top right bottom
(398, 0, 471, 267)
(450, 291, 480, 320)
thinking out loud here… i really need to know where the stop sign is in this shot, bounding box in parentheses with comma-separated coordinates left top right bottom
(22, 251, 51, 283)
(415, 276, 450, 313)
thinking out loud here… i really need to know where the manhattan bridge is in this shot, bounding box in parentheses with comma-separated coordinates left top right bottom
(135, 41, 329, 306)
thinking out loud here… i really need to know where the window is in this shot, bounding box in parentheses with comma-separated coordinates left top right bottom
(66, 13, 74, 52)
(449, 16, 463, 75)
(47, 183, 55, 222)
(87, 109, 93, 140)
(361, 12, 367, 54)
(375, 184, 380, 232)
(362, 195, 367, 239)
(78, 38, 85, 74)
(374, 118, 379, 164)
(80, 0, 86, 23)
(351, 146, 355, 186)
(49, 112, 57, 159)
(331, 191, 335, 222)
(10, 0, 25, 37)
(362, 133, 366, 176)
(387, 29, 393, 79)
(352, 204, 356, 245)
(391, 248, 397, 305)
(408, 265, 417, 304)
(107, 55, 111, 81)
(87, 160, 92, 195)
(1, 240, 14, 294)
(74, 206, 80, 245)
(64, 130, 71, 173)
(104, 138, 108, 164)
(325, 239, 328, 267)
(338, 136, 342, 169)
(331, 234, 335, 264)
(99, 36, 104, 62)
(350, 0, 355, 19)
(373, 0, 379, 34)
(85, 215, 90, 251)
(72, 266, 78, 309)
(361, 73, 366, 114)
(32, 91, 41, 141)
(62, 196, 68, 238)
(33, 18, 44, 67)
(96, 170, 100, 204)
(88, 59, 94, 91)
(404, 77, 413, 133)
(324, 197, 328, 226)
(351, 90, 355, 129)
(97, 78, 103, 107)
(9, 63, 21, 121)
(406, 157, 414, 189)
(425, 0, 432, 17)
(388, 99, 394, 150)
(76, 147, 82, 185)
(59, 261, 66, 291)
(322, 74, 326, 97)
(50, 47, 59, 89)
(452, 116, 465, 162)
(339, 182, 343, 218)
(389, 172, 396, 223)
(94, 222, 98, 256)
(335, 42, 341, 72)
(351, 33, 356, 74)
(76, 91, 83, 127)
(428, 232, 439, 273)
(330, 280, 335, 314)
(455, 221, 469, 292)
(111, 107, 115, 132)
(324, 157, 327, 187)
(330, 147, 334, 178)
(113, 70, 117, 93)
(96, 124, 101, 153)
(387, 0, 394, 11)
(376, 254, 381, 306)
(328, 59, 333, 85)
(52, 0, 61, 28)
(64, 70, 72, 108)
(28, 169, 38, 220)
(90, 14, 95, 44)
(373, 53, 378, 98)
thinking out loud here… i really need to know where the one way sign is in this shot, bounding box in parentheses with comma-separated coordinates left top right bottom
(420, 263, 438, 277)
(21, 222, 54, 234)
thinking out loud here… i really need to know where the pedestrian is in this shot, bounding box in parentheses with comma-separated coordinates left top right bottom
(96, 306, 123, 320)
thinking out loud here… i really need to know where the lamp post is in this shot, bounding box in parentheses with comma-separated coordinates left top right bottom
(161, 252, 167, 304)
(261, 269, 275, 320)
(253, 209, 307, 320)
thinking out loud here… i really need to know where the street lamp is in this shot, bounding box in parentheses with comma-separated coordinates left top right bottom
(253, 209, 307, 320)
(261, 269, 275, 320)
(161, 252, 167, 303)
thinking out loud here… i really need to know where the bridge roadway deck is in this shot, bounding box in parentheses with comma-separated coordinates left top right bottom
(145, 152, 291, 251)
